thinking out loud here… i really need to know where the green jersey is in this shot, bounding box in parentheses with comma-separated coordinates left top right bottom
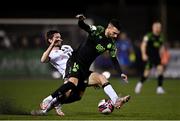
(143, 32, 164, 57)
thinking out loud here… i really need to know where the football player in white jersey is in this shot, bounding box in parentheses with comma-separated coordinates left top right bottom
(31, 30, 73, 116)
(41, 30, 73, 78)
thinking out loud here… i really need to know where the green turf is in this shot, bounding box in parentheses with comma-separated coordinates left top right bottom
(0, 78, 180, 120)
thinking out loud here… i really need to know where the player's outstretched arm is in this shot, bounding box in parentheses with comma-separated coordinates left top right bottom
(141, 36, 148, 61)
(40, 39, 58, 63)
(111, 57, 128, 83)
(76, 14, 91, 33)
(76, 14, 86, 20)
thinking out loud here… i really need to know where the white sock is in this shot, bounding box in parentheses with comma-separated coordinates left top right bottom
(44, 97, 57, 112)
(103, 84, 118, 104)
(43, 95, 53, 102)
(42, 95, 56, 113)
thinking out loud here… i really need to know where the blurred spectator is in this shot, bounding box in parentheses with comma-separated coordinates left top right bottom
(19, 35, 29, 49)
(33, 36, 42, 49)
(173, 41, 180, 48)
(115, 32, 135, 72)
(0, 30, 12, 50)
(161, 42, 170, 69)
(133, 40, 144, 76)
(94, 51, 113, 72)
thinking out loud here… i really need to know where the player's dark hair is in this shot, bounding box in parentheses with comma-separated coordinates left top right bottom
(153, 20, 161, 24)
(45, 30, 60, 45)
(109, 19, 122, 31)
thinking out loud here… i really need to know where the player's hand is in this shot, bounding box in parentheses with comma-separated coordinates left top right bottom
(51, 38, 60, 46)
(76, 14, 86, 20)
(121, 73, 128, 83)
(142, 54, 148, 61)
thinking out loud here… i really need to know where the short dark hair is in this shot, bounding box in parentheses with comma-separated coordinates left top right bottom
(153, 20, 161, 25)
(45, 30, 60, 45)
(109, 19, 122, 31)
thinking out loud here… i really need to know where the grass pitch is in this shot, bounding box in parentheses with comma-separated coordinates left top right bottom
(0, 78, 180, 120)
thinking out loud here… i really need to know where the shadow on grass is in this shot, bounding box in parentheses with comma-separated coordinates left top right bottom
(0, 97, 29, 115)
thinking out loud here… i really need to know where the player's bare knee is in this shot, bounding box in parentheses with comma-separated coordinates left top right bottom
(144, 69, 150, 77)
(68, 77, 78, 86)
(89, 72, 101, 84)
(157, 65, 164, 74)
(99, 74, 109, 86)
(65, 90, 72, 97)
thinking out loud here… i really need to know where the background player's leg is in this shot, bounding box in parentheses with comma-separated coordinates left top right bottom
(156, 65, 165, 94)
(135, 66, 151, 94)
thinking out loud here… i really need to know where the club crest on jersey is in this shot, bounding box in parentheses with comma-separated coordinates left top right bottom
(96, 44, 105, 52)
(99, 36, 102, 39)
(107, 43, 112, 49)
(72, 62, 79, 72)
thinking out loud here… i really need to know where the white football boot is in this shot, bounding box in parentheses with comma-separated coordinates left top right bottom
(135, 82, 143, 94)
(40, 96, 57, 113)
(156, 86, 165, 94)
(31, 95, 58, 116)
(40, 95, 53, 110)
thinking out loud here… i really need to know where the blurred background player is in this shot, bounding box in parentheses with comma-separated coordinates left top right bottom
(135, 21, 166, 94)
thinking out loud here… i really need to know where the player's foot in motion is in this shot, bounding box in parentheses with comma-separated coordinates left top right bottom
(54, 104, 65, 116)
(40, 96, 65, 116)
(40, 96, 54, 110)
(31, 96, 55, 116)
(135, 82, 143, 94)
(31, 109, 46, 116)
(114, 95, 131, 109)
(156, 86, 165, 94)
(40, 95, 57, 113)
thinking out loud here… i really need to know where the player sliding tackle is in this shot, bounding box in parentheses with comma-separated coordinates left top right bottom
(31, 14, 130, 116)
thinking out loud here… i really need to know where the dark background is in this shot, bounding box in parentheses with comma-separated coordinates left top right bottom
(0, 0, 179, 78)
(0, 0, 179, 45)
